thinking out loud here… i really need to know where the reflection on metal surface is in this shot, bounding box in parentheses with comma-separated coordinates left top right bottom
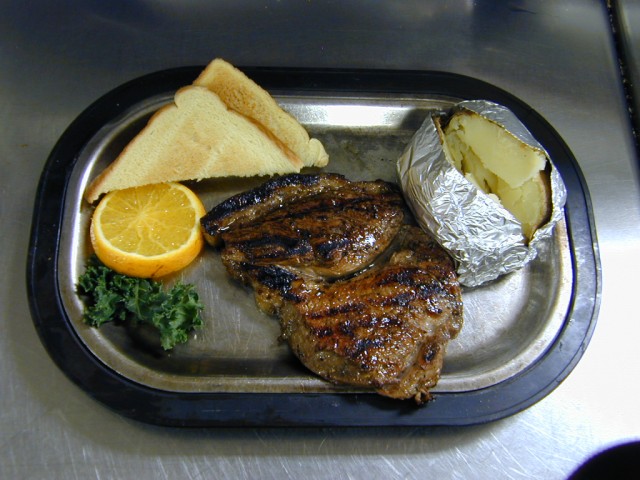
(58, 92, 572, 395)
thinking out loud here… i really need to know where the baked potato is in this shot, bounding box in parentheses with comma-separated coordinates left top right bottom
(440, 110, 552, 241)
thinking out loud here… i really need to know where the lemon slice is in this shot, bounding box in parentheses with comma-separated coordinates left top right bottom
(90, 183, 206, 278)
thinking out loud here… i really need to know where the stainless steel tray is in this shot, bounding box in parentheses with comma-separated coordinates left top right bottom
(27, 67, 601, 426)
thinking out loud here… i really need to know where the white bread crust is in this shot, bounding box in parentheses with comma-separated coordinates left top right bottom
(194, 58, 329, 168)
(85, 86, 303, 203)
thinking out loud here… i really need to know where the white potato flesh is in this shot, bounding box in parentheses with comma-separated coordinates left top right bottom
(443, 110, 551, 241)
(493, 173, 551, 240)
(446, 112, 547, 189)
(446, 130, 498, 193)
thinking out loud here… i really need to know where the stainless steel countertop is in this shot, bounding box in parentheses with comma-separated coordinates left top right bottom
(2, 1, 639, 478)
(617, 0, 640, 145)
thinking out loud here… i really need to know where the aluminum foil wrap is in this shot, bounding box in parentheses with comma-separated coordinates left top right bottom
(397, 100, 567, 287)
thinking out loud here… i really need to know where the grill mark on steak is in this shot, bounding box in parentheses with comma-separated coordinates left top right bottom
(202, 173, 463, 403)
(230, 263, 305, 315)
(210, 174, 406, 279)
(235, 234, 314, 261)
(204, 173, 324, 223)
(201, 173, 400, 245)
(276, 232, 462, 400)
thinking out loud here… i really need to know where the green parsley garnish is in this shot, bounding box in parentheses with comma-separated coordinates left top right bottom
(77, 257, 204, 350)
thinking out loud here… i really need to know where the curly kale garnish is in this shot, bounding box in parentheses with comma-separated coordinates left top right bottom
(77, 257, 204, 350)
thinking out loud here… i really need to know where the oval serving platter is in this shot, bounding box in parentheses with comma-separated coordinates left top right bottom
(27, 66, 600, 427)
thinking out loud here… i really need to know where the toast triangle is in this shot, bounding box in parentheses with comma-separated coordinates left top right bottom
(85, 86, 304, 203)
(194, 58, 329, 169)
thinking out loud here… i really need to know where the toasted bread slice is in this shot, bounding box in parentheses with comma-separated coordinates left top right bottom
(194, 58, 329, 169)
(85, 86, 305, 203)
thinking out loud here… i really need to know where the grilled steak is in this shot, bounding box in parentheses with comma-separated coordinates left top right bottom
(201, 173, 463, 402)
